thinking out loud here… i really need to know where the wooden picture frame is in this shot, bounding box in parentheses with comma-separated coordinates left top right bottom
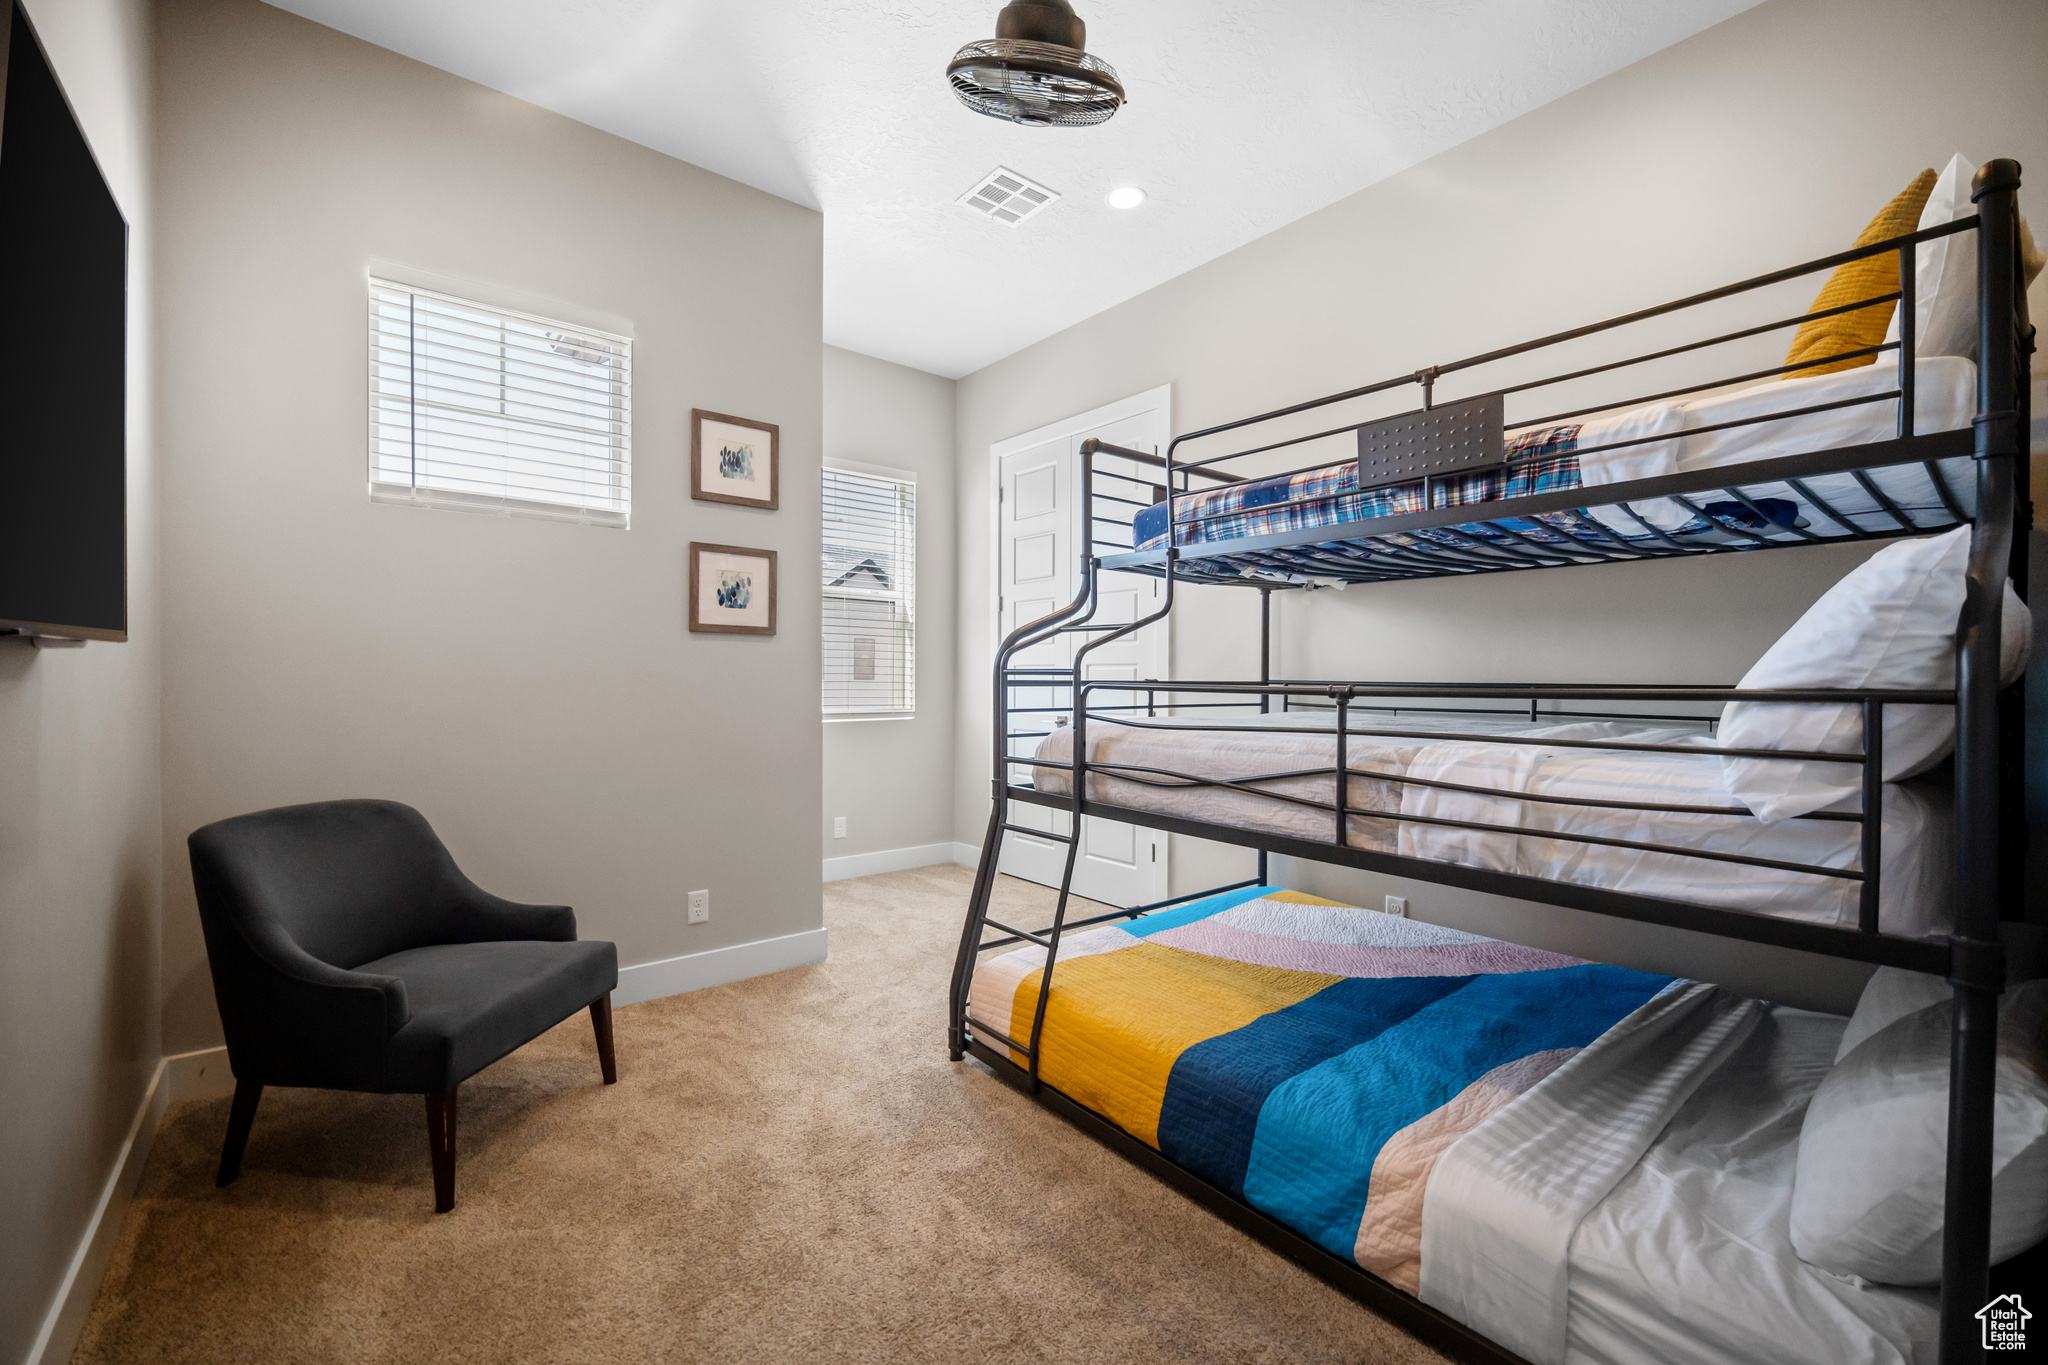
(688, 542, 777, 635)
(691, 409, 779, 510)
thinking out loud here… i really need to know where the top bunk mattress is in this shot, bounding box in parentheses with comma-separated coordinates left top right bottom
(1133, 358, 1976, 575)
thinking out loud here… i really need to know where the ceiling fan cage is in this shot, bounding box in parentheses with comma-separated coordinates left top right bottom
(946, 38, 1125, 128)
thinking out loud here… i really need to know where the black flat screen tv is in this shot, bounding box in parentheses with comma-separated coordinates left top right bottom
(0, 0, 128, 642)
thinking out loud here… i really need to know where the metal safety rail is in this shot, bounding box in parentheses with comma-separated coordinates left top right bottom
(1109, 207, 1993, 585)
(951, 159, 2033, 1365)
(1009, 676, 1944, 964)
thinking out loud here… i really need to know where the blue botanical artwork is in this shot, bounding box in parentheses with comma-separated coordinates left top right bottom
(716, 568, 753, 611)
(718, 442, 755, 481)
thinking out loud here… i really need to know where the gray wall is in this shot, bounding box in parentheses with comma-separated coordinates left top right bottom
(822, 346, 958, 863)
(954, 0, 2048, 1012)
(155, 0, 824, 1054)
(0, 0, 160, 1358)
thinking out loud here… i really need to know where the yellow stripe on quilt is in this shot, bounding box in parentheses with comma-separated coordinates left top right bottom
(1011, 941, 1339, 1148)
(1257, 890, 1353, 906)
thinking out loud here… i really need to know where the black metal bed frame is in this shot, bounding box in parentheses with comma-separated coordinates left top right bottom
(951, 161, 2036, 1364)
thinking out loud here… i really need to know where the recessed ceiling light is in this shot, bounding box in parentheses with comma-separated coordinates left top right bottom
(1106, 186, 1146, 210)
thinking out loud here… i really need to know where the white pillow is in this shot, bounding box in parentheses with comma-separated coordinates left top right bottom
(1882, 153, 1978, 361)
(1834, 965, 1948, 1061)
(1790, 969, 2048, 1285)
(1720, 525, 2032, 822)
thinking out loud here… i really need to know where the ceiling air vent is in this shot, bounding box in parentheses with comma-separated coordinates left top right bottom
(958, 166, 1060, 227)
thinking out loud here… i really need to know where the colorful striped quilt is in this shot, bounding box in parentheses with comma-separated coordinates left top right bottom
(967, 885, 1679, 1293)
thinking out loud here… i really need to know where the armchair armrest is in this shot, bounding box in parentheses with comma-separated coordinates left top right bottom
(440, 879, 577, 944)
(240, 921, 413, 1036)
(193, 865, 413, 1089)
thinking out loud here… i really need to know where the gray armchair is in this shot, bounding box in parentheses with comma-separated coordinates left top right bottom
(188, 799, 618, 1212)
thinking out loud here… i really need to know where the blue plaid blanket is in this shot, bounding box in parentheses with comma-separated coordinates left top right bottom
(1132, 426, 1595, 550)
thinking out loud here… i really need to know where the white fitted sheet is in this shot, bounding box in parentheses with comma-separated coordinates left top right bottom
(1032, 712, 1951, 935)
(1564, 1006, 1937, 1365)
(1669, 356, 1977, 536)
(1576, 356, 1977, 539)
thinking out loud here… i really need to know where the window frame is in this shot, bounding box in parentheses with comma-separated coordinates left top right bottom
(822, 458, 918, 722)
(367, 276, 633, 528)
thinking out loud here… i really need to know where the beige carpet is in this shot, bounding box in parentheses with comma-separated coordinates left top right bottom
(76, 867, 1447, 1364)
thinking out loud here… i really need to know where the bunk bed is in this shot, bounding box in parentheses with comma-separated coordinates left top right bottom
(949, 159, 2039, 1365)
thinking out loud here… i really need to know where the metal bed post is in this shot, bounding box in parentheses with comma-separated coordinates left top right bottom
(1936, 157, 2022, 1365)
(1898, 241, 1917, 440)
(949, 805, 1005, 1060)
(1334, 689, 1351, 848)
(1255, 554, 1274, 821)
(1260, 586, 1273, 715)
(1858, 699, 1884, 934)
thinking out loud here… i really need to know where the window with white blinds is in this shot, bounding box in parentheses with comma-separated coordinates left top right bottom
(368, 279, 631, 526)
(823, 463, 916, 718)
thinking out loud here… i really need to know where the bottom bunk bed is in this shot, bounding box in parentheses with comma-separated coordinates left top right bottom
(964, 885, 2044, 1365)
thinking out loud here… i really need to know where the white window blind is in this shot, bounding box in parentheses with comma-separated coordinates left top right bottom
(369, 279, 631, 526)
(823, 464, 916, 718)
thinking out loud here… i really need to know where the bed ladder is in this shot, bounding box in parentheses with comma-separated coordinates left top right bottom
(951, 799, 1273, 1091)
(949, 807, 1083, 1089)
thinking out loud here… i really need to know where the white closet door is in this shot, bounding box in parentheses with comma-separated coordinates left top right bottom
(992, 390, 1169, 910)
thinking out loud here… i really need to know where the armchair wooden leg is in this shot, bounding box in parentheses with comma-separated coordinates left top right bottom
(216, 1079, 263, 1187)
(425, 1088, 458, 1213)
(590, 994, 618, 1085)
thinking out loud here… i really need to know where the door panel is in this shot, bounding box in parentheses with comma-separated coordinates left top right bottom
(1013, 532, 1056, 583)
(1084, 816, 1137, 866)
(1012, 462, 1058, 518)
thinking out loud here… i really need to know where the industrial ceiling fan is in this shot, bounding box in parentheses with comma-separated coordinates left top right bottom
(946, 0, 1125, 128)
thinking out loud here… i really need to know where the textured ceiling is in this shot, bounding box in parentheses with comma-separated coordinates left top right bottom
(263, 0, 1760, 379)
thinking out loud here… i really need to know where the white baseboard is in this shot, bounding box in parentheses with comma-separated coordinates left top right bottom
(612, 926, 829, 1008)
(24, 1055, 171, 1365)
(164, 1044, 236, 1106)
(822, 840, 978, 883)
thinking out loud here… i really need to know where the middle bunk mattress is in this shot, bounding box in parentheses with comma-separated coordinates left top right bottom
(968, 885, 1762, 1361)
(1030, 713, 1953, 936)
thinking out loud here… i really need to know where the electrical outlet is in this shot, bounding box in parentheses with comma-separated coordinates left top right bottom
(687, 890, 710, 924)
(833, 816, 847, 839)
(1384, 895, 1408, 918)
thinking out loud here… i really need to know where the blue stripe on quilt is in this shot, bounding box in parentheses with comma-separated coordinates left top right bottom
(1157, 974, 1473, 1199)
(1121, 884, 1276, 938)
(1237, 963, 1669, 1260)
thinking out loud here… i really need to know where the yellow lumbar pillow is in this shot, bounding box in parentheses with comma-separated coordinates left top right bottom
(1783, 169, 1937, 379)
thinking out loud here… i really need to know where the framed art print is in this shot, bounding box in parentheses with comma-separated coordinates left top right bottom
(691, 409, 779, 510)
(688, 542, 777, 635)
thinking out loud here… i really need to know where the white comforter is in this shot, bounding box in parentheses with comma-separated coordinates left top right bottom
(1033, 712, 1951, 936)
(1562, 1007, 1937, 1365)
(1419, 998, 1937, 1365)
(1420, 981, 1764, 1362)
